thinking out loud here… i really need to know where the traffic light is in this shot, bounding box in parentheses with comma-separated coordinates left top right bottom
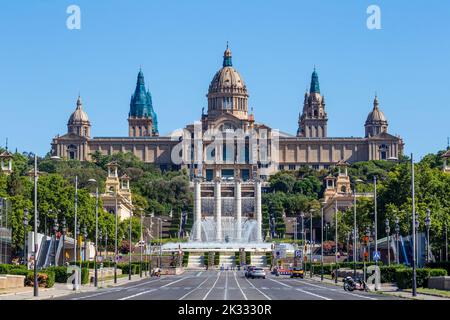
(364, 251, 369, 261)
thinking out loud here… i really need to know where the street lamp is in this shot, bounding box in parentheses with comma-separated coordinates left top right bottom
(353, 178, 364, 278)
(411, 153, 417, 297)
(88, 178, 99, 287)
(129, 209, 133, 281)
(139, 208, 144, 278)
(320, 206, 324, 281)
(61, 217, 66, 266)
(395, 217, 400, 264)
(325, 223, 330, 242)
(107, 189, 119, 284)
(366, 226, 371, 263)
(373, 176, 378, 267)
(300, 212, 305, 271)
(445, 223, 448, 262)
(334, 200, 338, 284)
(33, 154, 39, 297)
(385, 218, 390, 266)
(23, 209, 28, 266)
(82, 225, 88, 263)
(425, 209, 431, 264)
(73, 175, 79, 291)
(309, 209, 315, 279)
(53, 217, 58, 266)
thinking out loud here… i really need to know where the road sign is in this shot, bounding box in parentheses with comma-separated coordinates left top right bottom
(295, 250, 302, 258)
(373, 251, 381, 261)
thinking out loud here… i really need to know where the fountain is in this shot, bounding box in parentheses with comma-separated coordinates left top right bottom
(161, 178, 274, 253)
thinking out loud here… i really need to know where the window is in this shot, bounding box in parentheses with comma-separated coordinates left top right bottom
(312, 165, 319, 170)
(241, 169, 250, 181)
(288, 164, 296, 170)
(67, 145, 77, 160)
(379, 144, 389, 160)
(341, 186, 347, 193)
(278, 165, 284, 171)
(221, 169, 234, 179)
(206, 169, 214, 181)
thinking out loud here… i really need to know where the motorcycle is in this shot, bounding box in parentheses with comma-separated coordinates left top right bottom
(343, 276, 368, 292)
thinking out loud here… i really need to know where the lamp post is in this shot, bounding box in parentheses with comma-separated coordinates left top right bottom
(373, 176, 378, 268)
(415, 214, 419, 266)
(88, 178, 99, 287)
(325, 223, 329, 242)
(140, 208, 144, 278)
(53, 217, 58, 266)
(320, 207, 324, 281)
(334, 200, 338, 284)
(411, 153, 417, 297)
(309, 209, 314, 279)
(73, 175, 79, 291)
(366, 226, 371, 263)
(105, 231, 108, 263)
(33, 154, 38, 297)
(425, 209, 431, 264)
(445, 223, 448, 261)
(61, 217, 66, 266)
(385, 218, 390, 266)
(129, 209, 132, 281)
(395, 217, 400, 264)
(108, 190, 119, 284)
(300, 213, 305, 271)
(82, 225, 88, 264)
(23, 209, 28, 266)
(353, 178, 363, 278)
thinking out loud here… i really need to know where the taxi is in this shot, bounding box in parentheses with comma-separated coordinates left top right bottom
(290, 267, 304, 278)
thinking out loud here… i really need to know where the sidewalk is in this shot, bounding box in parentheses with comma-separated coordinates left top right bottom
(0, 274, 147, 300)
(307, 274, 450, 300)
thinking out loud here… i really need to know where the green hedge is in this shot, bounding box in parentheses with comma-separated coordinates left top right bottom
(266, 252, 272, 267)
(182, 252, 189, 267)
(0, 264, 27, 275)
(46, 266, 69, 283)
(234, 252, 240, 265)
(245, 252, 251, 265)
(379, 265, 405, 283)
(425, 262, 450, 275)
(395, 268, 447, 289)
(7, 269, 55, 288)
(204, 252, 209, 266)
(214, 252, 220, 266)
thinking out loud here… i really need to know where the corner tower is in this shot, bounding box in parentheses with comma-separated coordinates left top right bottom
(68, 95, 91, 138)
(128, 69, 158, 137)
(297, 68, 328, 137)
(365, 95, 388, 137)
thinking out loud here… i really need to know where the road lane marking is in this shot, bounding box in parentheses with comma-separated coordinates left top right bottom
(300, 279, 377, 300)
(244, 278, 272, 300)
(224, 271, 229, 300)
(268, 278, 332, 300)
(196, 272, 203, 277)
(119, 276, 190, 300)
(178, 275, 212, 300)
(233, 272, 248, 301)
(202, 272, 221, 300)
(71, 278, 161, 300)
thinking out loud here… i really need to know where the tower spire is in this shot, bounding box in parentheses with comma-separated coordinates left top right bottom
(223, 43, 232, 67)
(310, 67, 320, 94)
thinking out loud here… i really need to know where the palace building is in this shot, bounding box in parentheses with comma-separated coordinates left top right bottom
(51, 46, 404, 181)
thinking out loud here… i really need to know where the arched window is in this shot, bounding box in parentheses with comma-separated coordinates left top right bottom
(340, 186, 347, 193)
(379, 144, 389, 160)
(67, 144, 77, 160)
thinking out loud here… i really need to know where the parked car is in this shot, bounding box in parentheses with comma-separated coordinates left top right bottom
(248, 267, 266, 279)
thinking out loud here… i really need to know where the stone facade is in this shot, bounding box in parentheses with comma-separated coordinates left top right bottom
(51, 46, 404, 180)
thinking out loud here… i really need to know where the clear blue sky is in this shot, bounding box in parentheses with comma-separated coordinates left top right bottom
(0, 0, 449, 159)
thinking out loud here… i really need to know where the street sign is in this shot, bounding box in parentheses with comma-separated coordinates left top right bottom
(373, 251, 381, 261)
(294, 250, 302, 258)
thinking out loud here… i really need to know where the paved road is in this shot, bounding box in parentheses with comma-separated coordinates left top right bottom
(51, 270, 401, 300)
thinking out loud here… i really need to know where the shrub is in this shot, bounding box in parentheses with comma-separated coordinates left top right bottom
(426, 262, 450, 275)
(245, 252, 251, 265)
(46, 266, 69, 283)
(81, 268, 90, 285)
(0, 264, 27, 275)
(203, 252, 209, 266)
(395, 268, 448, 289)
(182, 252, 189, 267)
(265, 252, 272, 267)
(214, 252, 220, 266)
(380, 265, 405, 283)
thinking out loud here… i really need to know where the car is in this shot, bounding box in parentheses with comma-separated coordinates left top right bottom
(290, 267, 304, 278)
(244, 266, 255, 278)
(249, 267, 266, 279)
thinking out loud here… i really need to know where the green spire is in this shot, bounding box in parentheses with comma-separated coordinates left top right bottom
(223, 42, 232, 67)
(310, 67, 320, 94)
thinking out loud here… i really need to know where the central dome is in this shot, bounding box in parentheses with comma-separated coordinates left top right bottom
(207, 45, 249, 120)
(68, 96, 89, 124)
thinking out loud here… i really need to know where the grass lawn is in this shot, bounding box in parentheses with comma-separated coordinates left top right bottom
(403, 288, 450, 298)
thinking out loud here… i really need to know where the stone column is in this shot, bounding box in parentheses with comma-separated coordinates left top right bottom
(193, 178, 202, 241)
(235, 179, 242, 241)
(214, 178, 222, 241)
(254, 179, 262, 242)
